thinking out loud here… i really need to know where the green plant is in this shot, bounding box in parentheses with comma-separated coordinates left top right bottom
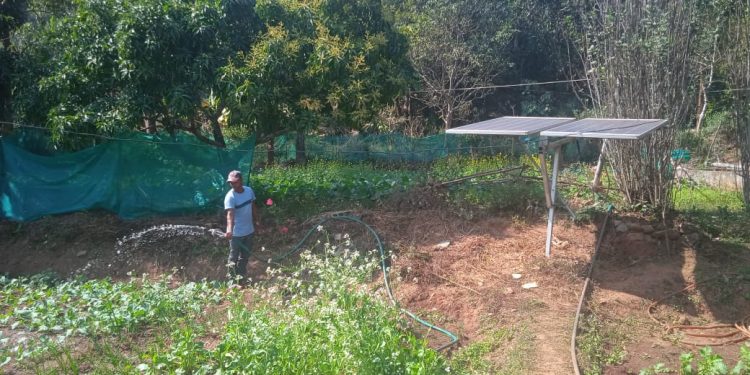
(577, 312, 629, 375)
(252, 161, 424, 220)
(140, 236, 449, 374)
(450, 324, 533, 375)
(640, 363, 671, 375)
(679, 345, 750, 375)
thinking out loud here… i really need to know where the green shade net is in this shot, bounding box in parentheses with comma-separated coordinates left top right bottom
(0, 132, 255, 221)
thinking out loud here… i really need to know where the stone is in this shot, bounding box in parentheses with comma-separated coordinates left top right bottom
(615, 223, 629, 233)
(76, 250, 87, 257)
(641, 224, 655, 234)
(504, 287, 514, 295)
(434, 241, 451, 250)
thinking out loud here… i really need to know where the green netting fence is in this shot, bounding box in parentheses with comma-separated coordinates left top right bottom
(0, 131, 255, 221)
(0, 131, 599, 221)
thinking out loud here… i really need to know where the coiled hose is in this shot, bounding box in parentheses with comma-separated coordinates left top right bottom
(259, 213, 459, 352)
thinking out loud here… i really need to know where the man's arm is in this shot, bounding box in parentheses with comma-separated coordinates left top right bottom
(225, 208, 235, 239)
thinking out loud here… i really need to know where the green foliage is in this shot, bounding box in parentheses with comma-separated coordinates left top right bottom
(0, 274, 223, 368)
(251, 160, 424, 219)
(577, 313, 629, 375)
(639, 363, 671, 375)
(1, 234, 451, 373)
(139, 241, 448, 374)
(673, 185, 750, 242)
(450, 324, 533, 374)
(679, 345, 750, 375)
(430, 154, 545, 216)
(222, 0, 411, 140)
(12, 0, 261, 149)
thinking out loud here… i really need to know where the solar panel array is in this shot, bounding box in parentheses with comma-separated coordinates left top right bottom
(446, 117, 667, 140)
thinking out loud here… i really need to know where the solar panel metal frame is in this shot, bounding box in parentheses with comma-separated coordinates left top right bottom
(445, 116, 576, 136)
(539, 118, 668, 140)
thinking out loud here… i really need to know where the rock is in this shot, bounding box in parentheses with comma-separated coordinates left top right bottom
(504, 287, 514, 295)
(522, 282, 538, 289)
(434, 241, 451, 250)
(615, 223, 629, 233)
(76, 250, 87, 257)
(512, 273, 522, 279)
(641, 224, 655, 234)
(613, 219, 623, 227)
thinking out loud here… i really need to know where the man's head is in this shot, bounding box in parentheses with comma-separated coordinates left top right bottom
(227, 170, 242, 186)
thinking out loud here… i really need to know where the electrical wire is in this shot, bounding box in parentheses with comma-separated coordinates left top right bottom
(410, 78, 591, 93)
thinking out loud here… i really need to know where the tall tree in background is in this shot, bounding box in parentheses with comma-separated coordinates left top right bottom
(724, 0, 750, 207)
(388, 0, 513, 131)
(565, 0, 695, 210)
(222, 0, 411, 161)
(0, 0, 25, 128)
(11, 0, 261, 149)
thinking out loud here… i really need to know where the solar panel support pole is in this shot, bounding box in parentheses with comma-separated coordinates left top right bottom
(538, 139, 553, 209)
(592, 140, 608, 191)
(545, 145, 562, 257)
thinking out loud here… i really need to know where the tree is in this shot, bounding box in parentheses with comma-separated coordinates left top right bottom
(386, 0, 514, 131)
(0, 0, 26, 128)
(11, 0, 262, 149)
(724, 0, 750, 207)
(563, 0, 695, 210)
(221, 0, 411, 161)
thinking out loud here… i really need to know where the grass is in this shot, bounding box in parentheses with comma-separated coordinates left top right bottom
(576, 309, 633, 375)
(673, 184, 750, 243)
(450, 322, 534, 374)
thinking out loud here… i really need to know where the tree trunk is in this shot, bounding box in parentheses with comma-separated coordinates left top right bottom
(267, 139, 275, 166)
(695, 79, 705, 133)
(295, 131, 306, 164)
(209, 118, 226, 148)
(144, 118, 157, 134)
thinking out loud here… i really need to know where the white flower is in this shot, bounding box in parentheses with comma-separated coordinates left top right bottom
(317, 225, 324, 232)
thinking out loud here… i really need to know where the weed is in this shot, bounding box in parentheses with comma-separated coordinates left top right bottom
(576, 311, 630, 375)
(450, 323, 534, 375)
(639, 362, 671, 375)
(679, 344, 750, 375)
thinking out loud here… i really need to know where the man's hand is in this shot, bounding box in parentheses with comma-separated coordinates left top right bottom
(224, 230, 233, 239)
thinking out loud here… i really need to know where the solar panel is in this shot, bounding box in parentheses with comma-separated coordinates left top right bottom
(445, 116, 575, 136)
(539, 118, 667, 140)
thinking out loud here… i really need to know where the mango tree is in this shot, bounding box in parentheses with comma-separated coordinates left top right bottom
(11, 0, 262, 149)
(221, 0, 412, 162)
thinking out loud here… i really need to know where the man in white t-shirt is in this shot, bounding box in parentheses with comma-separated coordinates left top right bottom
(224, 170, 260, 283)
